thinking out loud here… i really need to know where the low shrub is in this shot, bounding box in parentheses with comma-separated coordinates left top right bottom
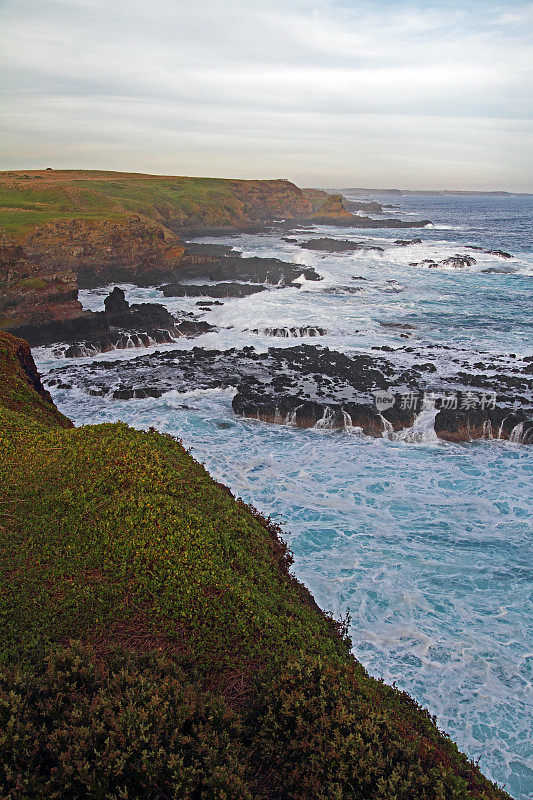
(0, 644, 252, 800)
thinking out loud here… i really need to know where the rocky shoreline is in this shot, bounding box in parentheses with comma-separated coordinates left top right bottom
(1, 172, 430, 335)
(2, 170, 529, 445)
(45, 343, 533, 443)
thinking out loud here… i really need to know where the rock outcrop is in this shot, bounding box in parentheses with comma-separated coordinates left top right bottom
(45, 343, 533, 443)
(178, 256, 322, 285)
(160, 282, 267, 298)
(0, 234, 83, 330)
(0, 331, 73, 427)
(299, 238, 384, 253)
(409, 255, 477, 269)
(11, 287, 213, 353)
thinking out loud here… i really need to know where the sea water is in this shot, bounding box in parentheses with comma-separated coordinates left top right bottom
(36, 194, 533, 799)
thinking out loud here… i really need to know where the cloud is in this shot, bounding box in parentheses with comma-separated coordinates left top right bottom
(0, 0, 532, 189)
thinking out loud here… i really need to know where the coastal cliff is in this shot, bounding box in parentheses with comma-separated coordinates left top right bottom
(0, 330, 512, 799)
(0, 170, 312, 329)
(0, 170, 430, 332)
(0, 217, 187, 329)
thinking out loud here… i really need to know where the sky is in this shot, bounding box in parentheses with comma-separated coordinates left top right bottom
(1, 0, 532, 190)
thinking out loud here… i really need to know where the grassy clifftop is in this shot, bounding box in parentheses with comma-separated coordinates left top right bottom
(0, 170, 313, 238)
(0, 331, 511, 799)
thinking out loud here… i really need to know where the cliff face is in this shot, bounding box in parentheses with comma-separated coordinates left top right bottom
(302, 189, 363, 222)
(0, 171, 314, 328)
(0, 235, 82, 329)
(229, 178, 312, 221)
(0, 216, 186, 327)
(0, 170, 313, 238)
(23, 216, 186, 274)
(309, 193, 354, 221)
(162, 178, 313, 230)
(0, 331, 72, 427)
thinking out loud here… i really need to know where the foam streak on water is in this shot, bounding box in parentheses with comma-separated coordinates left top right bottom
(38, 194, 533, 799)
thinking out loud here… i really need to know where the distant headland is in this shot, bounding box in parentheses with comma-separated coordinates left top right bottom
(342, 188, 532, 196)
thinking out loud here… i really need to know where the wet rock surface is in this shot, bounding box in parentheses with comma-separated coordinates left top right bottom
(298, 238, 384, 253)
(301, 215, 431, 229)
(409, 254, 477, 269)
(466, 246, 513, 259)
(45, 343, 532, 442)
(160, 282, 268, 298)
(14, 287, 214, 355)
(180, 256, 321, 285)
(249, 326, 327, 337)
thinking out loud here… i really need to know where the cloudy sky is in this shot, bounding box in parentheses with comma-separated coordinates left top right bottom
(1, 0, 532, 190)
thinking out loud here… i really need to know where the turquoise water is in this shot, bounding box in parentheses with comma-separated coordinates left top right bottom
(38, 195, 533, 798)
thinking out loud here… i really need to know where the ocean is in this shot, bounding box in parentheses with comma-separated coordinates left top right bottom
(36, 194, 532, 799)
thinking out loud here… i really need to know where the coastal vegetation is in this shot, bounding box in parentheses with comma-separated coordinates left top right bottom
(0, 330, 512, 799)
(0, 170, 313, 238)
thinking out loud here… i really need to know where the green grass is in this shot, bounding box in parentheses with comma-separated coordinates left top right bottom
(0, 410, 348, 672)
(0, 171, 303, 237)
(0, 331, 512, 799)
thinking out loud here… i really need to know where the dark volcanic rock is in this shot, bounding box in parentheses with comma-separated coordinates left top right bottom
(466, 246, 513, 259)
(46, 343, 532, 442)
(183, 256, 321, 285)
(435, 407, 533, 443)
(394, 238, 422, 246)
(160, 282, 267, 298)
(104, 287, 129, 314)
(195, 300, 224, 306)
(441, 255, 477, 268)
(250, 326, 327, 337)
(62, 330, 177, 358)
(174, 320, 213, 336)
(488, 249, 512, 259)
(79, 251, 321, 291)
(234, 389, 533, 442)
(307, 215, 431, 229)
(113, 387, 164, 400)
(343, 199, 384, 214)
(231, 393, 413, 433)
(299, 238, 384, 253)
(409, 255, 476, 269)
(12, 287, 213, 352)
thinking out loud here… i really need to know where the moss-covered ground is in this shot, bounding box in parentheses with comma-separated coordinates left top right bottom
(0, 332, 512, 798)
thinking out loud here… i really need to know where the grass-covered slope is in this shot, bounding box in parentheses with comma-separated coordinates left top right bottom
(0, 332, 512, 799)
(0, 170, 312, 238)
(0, 332, 72, 428)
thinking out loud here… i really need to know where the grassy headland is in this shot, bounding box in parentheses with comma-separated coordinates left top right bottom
(0, 330, 512, 799)
(0, 170, 323, 331)
(0, 170, 313, 239)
